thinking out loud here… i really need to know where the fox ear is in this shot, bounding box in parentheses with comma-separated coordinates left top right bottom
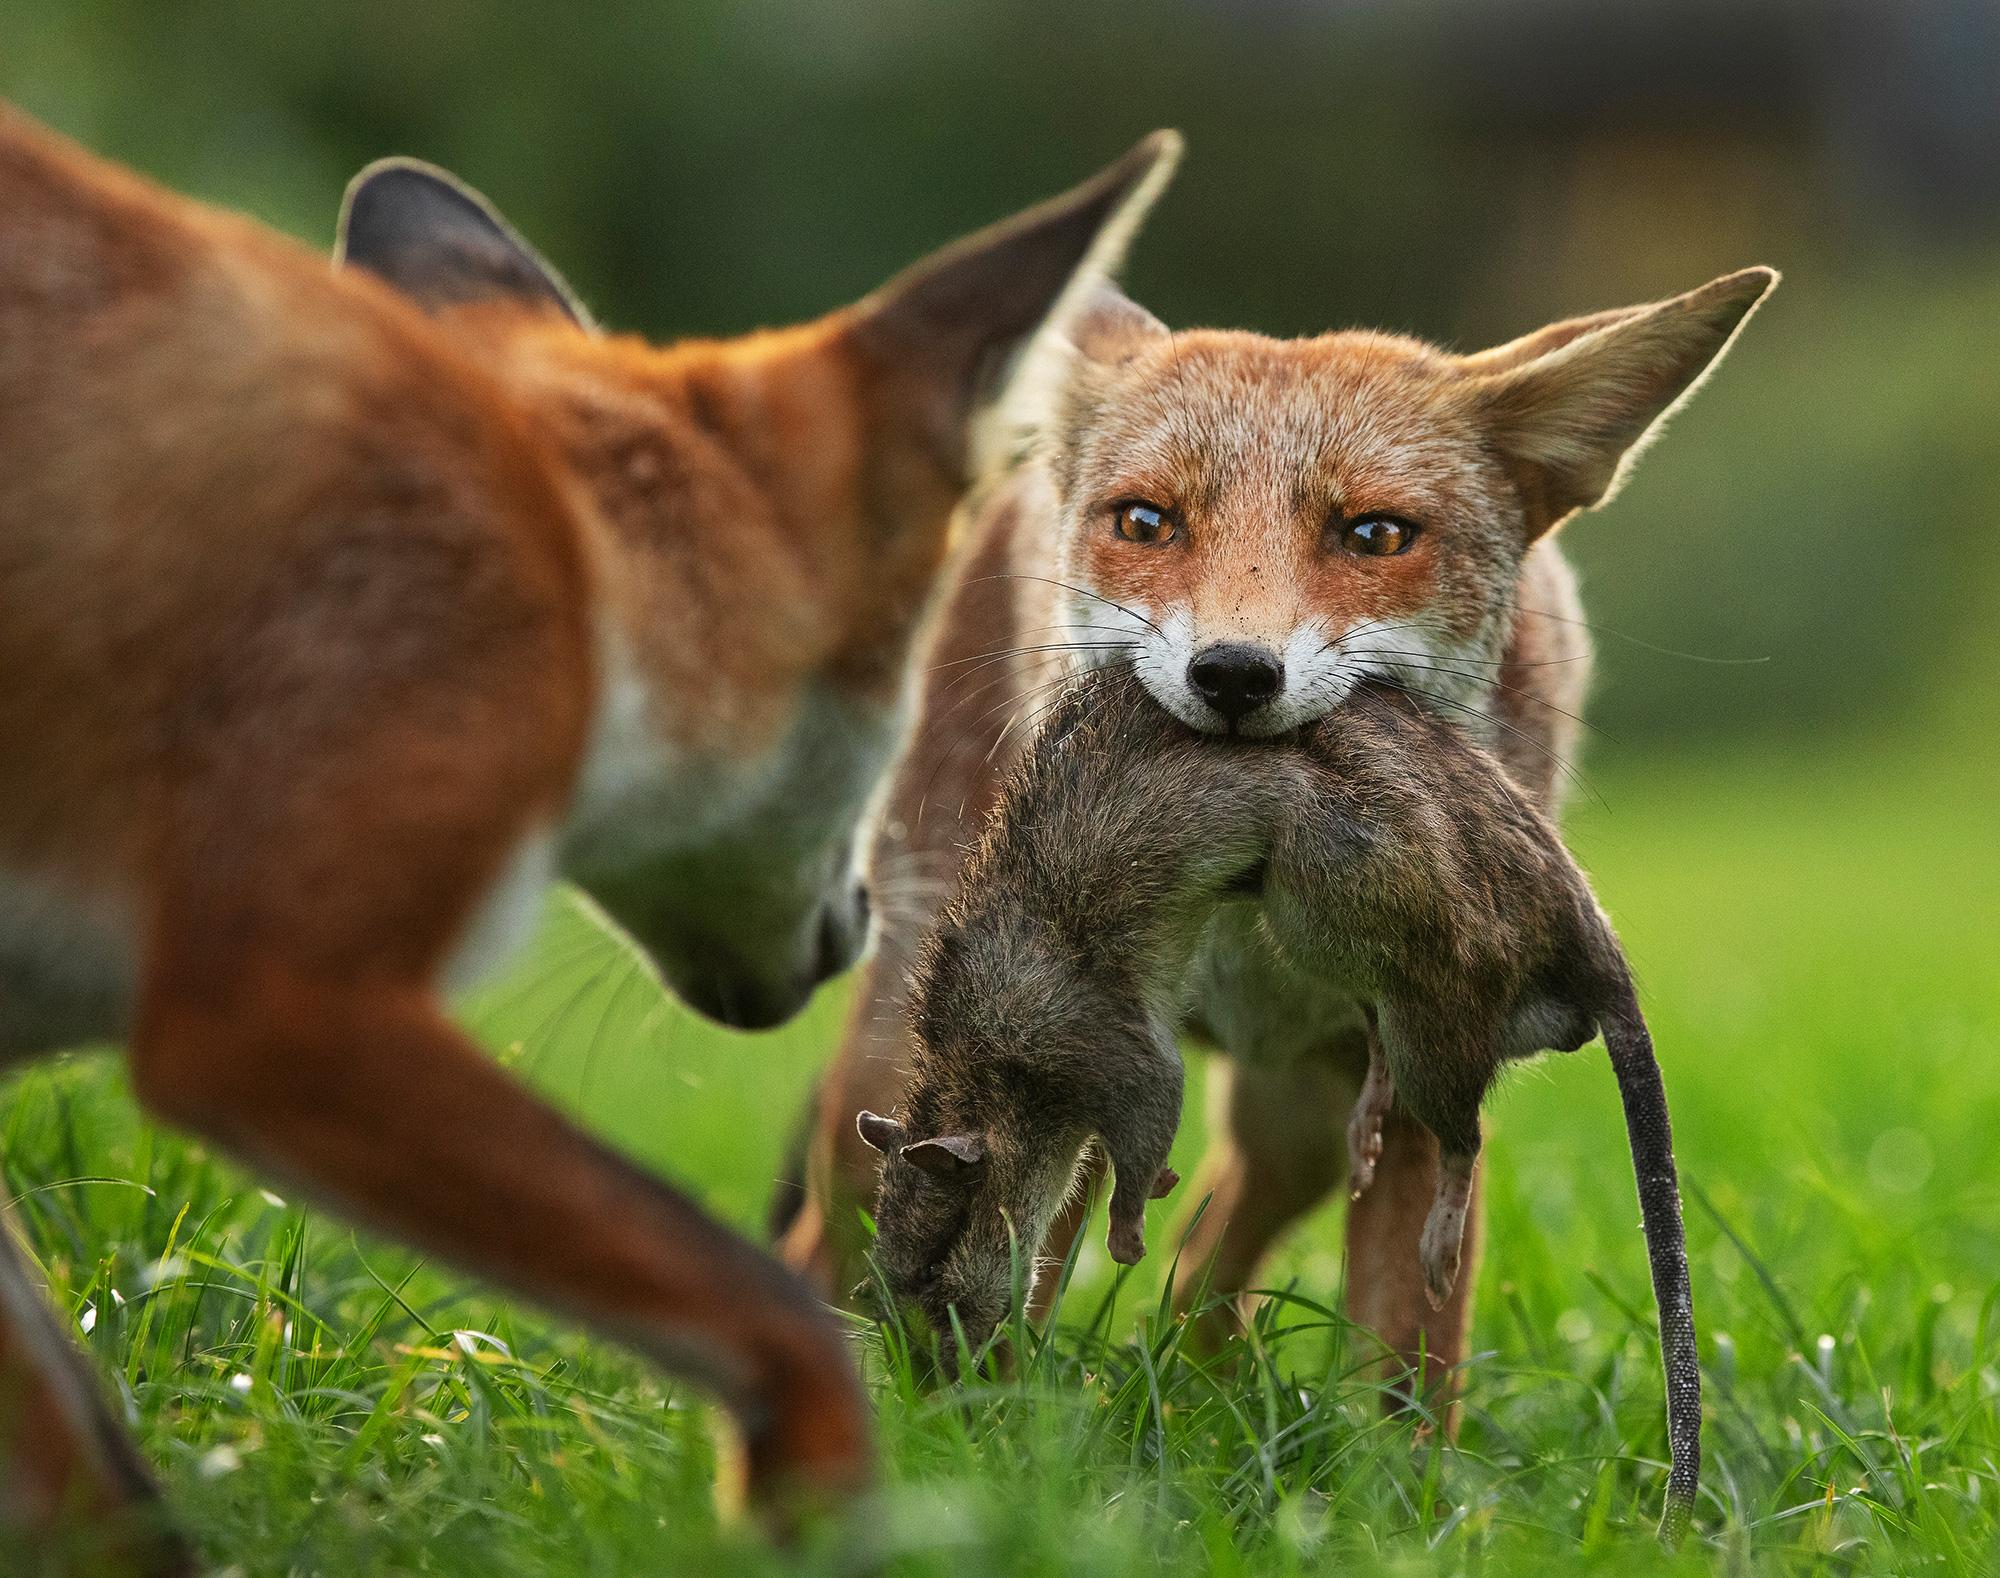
(337, 159, 591, 328)
(973, 279, 1169, 472)
(1065, 279, 1170, 368)
(849, 130, 1182, 478)
(900, 1133, 987, 1179)
(1465, 267, 1778, 530)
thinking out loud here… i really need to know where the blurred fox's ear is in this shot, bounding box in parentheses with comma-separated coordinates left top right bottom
(1465, 267, 1778, 530)
(900, 1133, 986, 1179)
(338, 159, 591, 328)
(856, 1111, 907, 1155)
(849, 130, 1182, 477)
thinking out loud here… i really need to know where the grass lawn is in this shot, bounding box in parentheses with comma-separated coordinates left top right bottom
(4, 724, 1995, 1576)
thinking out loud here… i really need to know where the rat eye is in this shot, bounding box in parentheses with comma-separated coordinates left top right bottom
(1338, 516, 1419, 557)
(1114, 501, 1178, 545)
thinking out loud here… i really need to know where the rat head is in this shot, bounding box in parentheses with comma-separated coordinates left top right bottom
(856, 1096, 1180, 1365)
(1002, 268, 1776, 737)
(857, 925, 1183, 1359)
(336, 134, 1182, 1029)
(854, 1093, 1076, 1366)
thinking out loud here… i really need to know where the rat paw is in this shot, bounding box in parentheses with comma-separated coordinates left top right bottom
(1421, 1252, 1458, 1311)
(1419, 1194, 1467, 1309)
(1346, 1110, 1385, 1198)
(1106, 1219, 1147, 1265)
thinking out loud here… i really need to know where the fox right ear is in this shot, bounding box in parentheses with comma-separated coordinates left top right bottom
(977, 278, 1169, 462)
(337, 159, 592, 328)
(849, 131, 1182, 478)
(1464, 267, 1778, 529)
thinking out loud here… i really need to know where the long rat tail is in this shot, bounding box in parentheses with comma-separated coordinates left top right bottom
(1601, 982, 1699, 1545)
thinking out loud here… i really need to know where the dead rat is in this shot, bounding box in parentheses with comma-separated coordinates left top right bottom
(858, 664, 1699, 1540)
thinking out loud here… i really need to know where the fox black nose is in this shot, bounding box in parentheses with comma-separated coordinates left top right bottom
(1188, 643, 1283, 722)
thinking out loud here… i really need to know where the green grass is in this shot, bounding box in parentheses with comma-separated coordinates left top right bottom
(5, 726, 1996, 1576)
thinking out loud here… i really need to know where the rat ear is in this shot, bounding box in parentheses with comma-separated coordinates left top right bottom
(1463, 267, 1777, 533)
(337, 158, 592, 328)
(899, 1133, 987, 1178)
(856, 1111, 907, 1155)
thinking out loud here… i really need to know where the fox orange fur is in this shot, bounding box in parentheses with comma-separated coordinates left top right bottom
(782, 262, 1774, 1410)
(0, 102, 1181, 1567)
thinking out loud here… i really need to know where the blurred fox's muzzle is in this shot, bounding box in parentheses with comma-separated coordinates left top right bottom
(670, 880, 871, 1030)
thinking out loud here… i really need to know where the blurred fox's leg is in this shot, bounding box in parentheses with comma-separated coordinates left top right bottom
(119, 608, 871, 1522)
(778, 957, 916, 1299)
(0, 1211, 193, 1575)
(130, 957, 869, 1514)
(1343, 1107, 1481, 1425)
(1169, 1049, 1355, 1341)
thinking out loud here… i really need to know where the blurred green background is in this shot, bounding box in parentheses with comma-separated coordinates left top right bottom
(4, 6, 1999, 1568)
(7, 0, 1998, 754)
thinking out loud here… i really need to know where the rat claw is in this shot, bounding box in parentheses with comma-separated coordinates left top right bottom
(1345, 1110, 1384, 1197)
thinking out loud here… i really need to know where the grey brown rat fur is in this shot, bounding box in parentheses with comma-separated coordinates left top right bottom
(860, 665, 1698, 1541)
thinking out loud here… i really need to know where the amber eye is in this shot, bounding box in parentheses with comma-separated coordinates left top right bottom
(1114, 501, 1178, 545)
(1338, 516, 1419, 557)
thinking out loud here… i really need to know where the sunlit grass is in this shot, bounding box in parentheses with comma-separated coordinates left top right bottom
(4, 729, 1995, 1574)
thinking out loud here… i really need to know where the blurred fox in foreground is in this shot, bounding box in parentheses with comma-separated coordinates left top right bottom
(0, 103, 1179, 1569)
(782, 238, 1773, 1415)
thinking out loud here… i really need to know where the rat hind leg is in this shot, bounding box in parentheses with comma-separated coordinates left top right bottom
(1344, 1112, 1482, 1415)
(1369, 1011, 1494, 1318)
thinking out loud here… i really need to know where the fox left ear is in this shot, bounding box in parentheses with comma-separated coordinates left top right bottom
(337, 159, 592, 328)
(848, 130, 1182, 479)
(1465, 267, 1778, 530)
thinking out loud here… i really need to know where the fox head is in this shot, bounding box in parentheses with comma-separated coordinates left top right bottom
(1007, 268, 1776, 737)
(337, 134, 1181, 1027)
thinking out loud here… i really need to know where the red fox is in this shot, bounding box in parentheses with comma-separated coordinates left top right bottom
(781, 263, 1774, 1407)
(0, 103, 1179, 1567)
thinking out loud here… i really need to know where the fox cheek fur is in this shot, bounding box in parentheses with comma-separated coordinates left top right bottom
(1018, 269, 1777, 739)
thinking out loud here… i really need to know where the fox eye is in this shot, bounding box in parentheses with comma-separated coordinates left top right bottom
(1114, 501, 1178, 545)
(1338, 516, 1419, 557)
